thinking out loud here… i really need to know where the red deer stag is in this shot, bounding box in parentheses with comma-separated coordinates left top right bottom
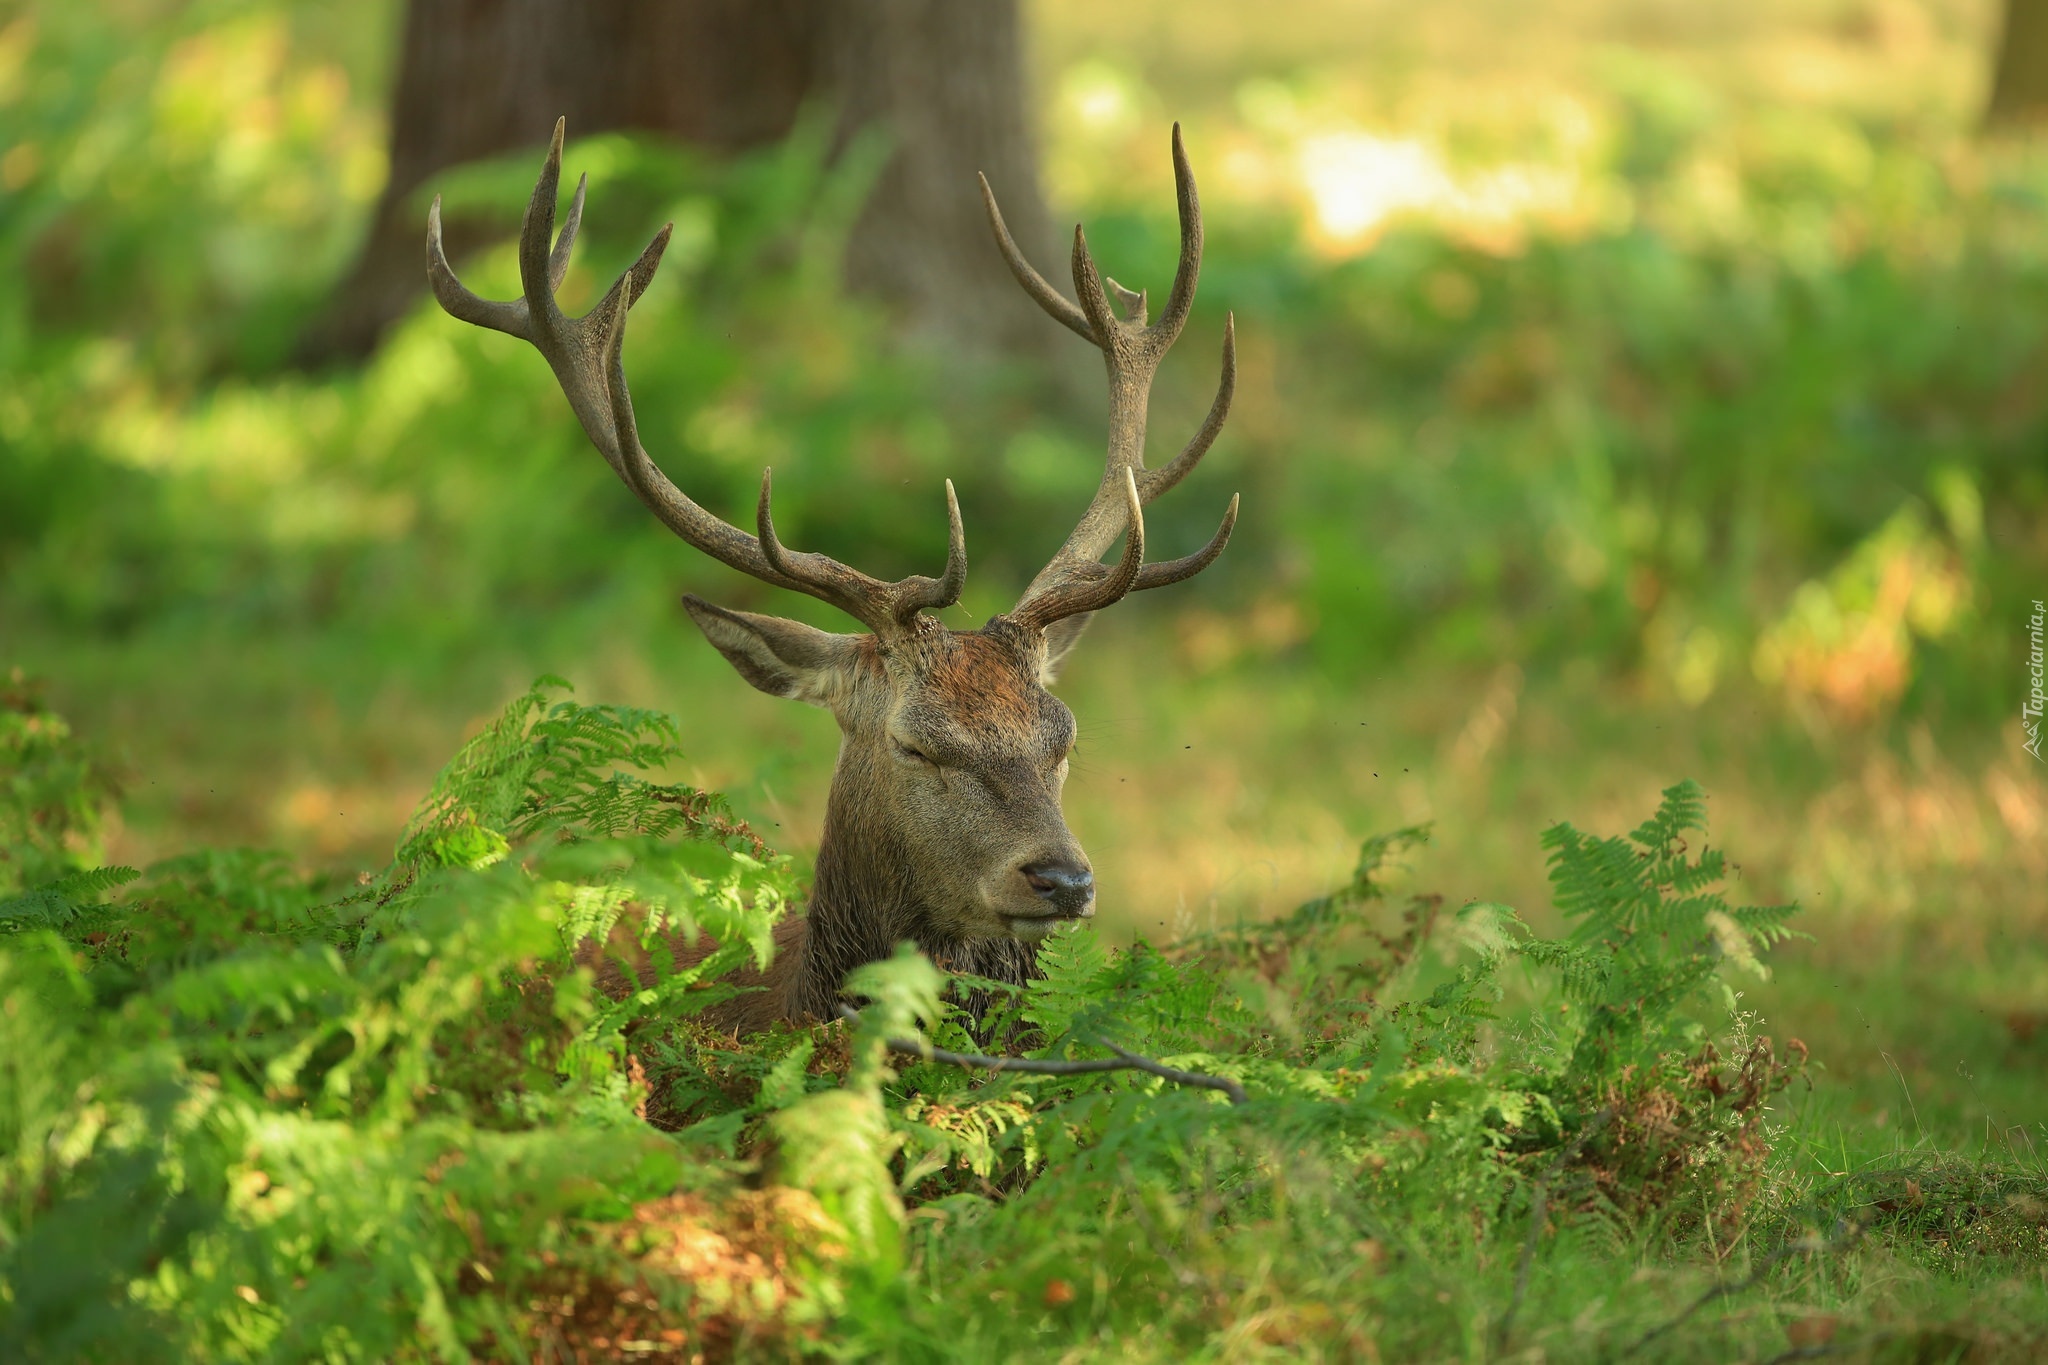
(426, 120, 1236, 1029)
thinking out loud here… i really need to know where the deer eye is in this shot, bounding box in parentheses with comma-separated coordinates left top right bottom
(892, 738, 939, 768)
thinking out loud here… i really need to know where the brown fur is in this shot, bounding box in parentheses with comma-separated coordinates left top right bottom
(581, 614, 1084, 1031)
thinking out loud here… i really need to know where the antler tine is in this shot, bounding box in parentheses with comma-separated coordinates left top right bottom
(550, 172, 588, 292)
(1002, 126, 1239, 633)
(1106, 278, 1147, 325)
(1012, 470, 1147, 630)
(1133, 493, 1237, 590)
(1069, 224, 1121, 344)
(979, 172, 1095, 343)
(431, 117, 966, 638)
(550, 216, 672, 485)
(516, 119, 570, 322)
(592, 277, 783, 581)
(751, 469, 966, 631)
(894, 479, 969, 618)
(1151, 122, 1203, 349)
(1140, 313, 1235, 502)
(756, 468, 884, 623)
(427, 196, 527, 338)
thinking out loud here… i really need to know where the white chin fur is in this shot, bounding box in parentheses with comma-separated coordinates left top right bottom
(1004, 915, 1065, 942)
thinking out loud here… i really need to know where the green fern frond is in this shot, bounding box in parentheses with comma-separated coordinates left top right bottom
(0, 864, 140, 938)
(1531, 779, 1797, 1081)
(1022, 924, 1116, 1046)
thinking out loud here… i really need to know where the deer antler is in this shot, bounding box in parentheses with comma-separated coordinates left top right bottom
(980, 123, 1240, 632)
(426, 118, 966, 636)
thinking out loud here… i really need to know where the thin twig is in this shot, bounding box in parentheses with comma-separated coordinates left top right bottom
(836, 1005, 1248, 1104)
(1615, 1220, 1864, 1362)
(1494, 1105, 1617, 1352)
(1100, 1041, 1250, 1105)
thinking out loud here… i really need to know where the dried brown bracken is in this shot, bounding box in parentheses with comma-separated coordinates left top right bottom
(519, 1188, 843, 1364)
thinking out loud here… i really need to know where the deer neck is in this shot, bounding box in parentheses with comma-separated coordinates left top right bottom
(783, 751, 1039, 1021)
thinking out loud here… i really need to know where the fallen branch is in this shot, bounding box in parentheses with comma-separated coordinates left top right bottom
(836, 1005, 1249, 1105)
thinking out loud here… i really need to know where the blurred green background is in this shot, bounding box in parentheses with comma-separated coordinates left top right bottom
(3, 1, 2044, 1154)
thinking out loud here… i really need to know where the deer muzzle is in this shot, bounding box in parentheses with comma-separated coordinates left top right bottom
(1017, 858, 1095, 920)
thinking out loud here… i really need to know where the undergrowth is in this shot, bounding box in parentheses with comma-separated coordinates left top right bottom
(1, 678, 2042, 1361)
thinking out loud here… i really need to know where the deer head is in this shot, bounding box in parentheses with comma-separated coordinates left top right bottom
(427, 120, 1236, 1018)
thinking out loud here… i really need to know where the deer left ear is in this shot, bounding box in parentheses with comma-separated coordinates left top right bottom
(1039, 612, 1094, 684)
(682, 595, 862, 707)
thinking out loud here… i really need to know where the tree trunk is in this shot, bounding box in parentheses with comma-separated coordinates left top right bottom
(300, 0, 1053, 365)
(1988, 0, 2048, 127)
(827, 0, 1054, 358)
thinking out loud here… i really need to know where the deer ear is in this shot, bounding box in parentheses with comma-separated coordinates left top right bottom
(1039, 612, 1094, 684)
(682, 595, 862, 707)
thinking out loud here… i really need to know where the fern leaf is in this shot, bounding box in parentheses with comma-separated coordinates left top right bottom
(0, 865, 140, 936)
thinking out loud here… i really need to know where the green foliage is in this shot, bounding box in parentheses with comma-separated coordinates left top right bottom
(6, 6, 2043, 730)
(0, 105, 1001, 644)
(4, 3, 2042, 1353)
(0, 864, 139, 940)
(0, 680, 804, 1360)
(1, 678, 2040, 1358)
(1529, 778, 1801, 1081)
(0, 3, 387, 379)
(0, 669, 122, 897)
(390, 673, 762, 870)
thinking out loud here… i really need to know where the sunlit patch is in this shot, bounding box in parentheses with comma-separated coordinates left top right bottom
(527, 1188, 843, 1356)
(274, 781, 412, 859)
(1793, 731, 2048, 923)
(1044, 67, 1616, 257)
(1753, 504, 1972, 723)
(1275, 117, 1596, 257)
(1444, 665, 1522, 774)
(150, 15, 382, 234)
(0, 16, 33, 104)
(1060, 60, 1142, 137)
(1987, 769, 2043, 845)
(1673, 626, 1724, 707)
(1298, 131, 1451, 244)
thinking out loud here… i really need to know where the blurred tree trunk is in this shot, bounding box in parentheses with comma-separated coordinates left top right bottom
(1988, 0, 2048, 127)
(298, 0, 1052, 366)
(826, 1, 1051, 354)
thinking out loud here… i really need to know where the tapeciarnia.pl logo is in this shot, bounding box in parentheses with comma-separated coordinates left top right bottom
(2026, 599, 2045, 762)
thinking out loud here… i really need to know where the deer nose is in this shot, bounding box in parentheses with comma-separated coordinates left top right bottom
(1021, 860, 1095, 916)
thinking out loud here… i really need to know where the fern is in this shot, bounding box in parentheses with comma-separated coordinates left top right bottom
(0, 671, 122, 897)
(391, 676, 766, 879)
(1019, 922, 1117, 1046)
(1534, 779, 1799, 1081)
(0, 865, 138, 938)
(1, 672, 1825, 1358)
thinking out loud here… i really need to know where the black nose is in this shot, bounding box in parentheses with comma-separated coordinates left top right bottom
(1022, 860, 1095, 916)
